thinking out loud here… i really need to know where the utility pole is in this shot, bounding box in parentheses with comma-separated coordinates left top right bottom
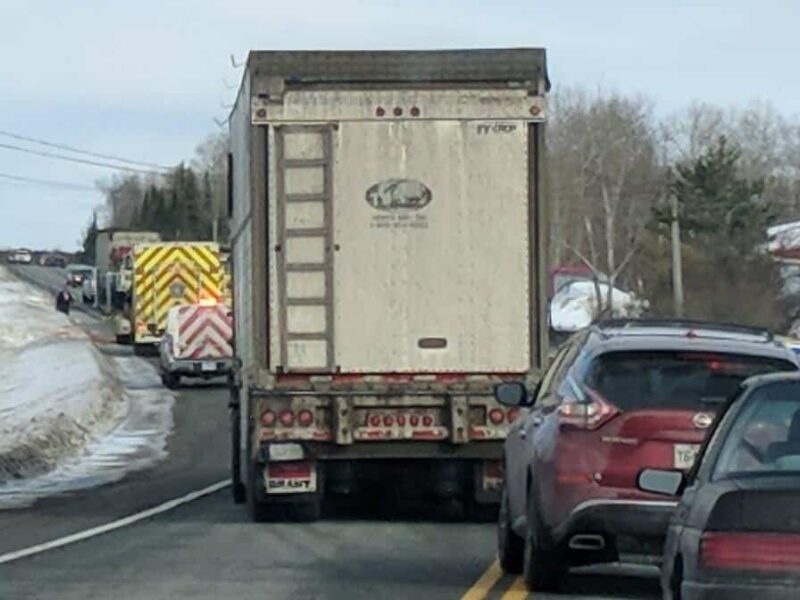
(670, 194, 684, 316)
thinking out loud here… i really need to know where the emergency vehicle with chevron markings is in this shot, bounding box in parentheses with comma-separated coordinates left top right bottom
(131, 241, 224, 353)
(158, 302, 234, 388)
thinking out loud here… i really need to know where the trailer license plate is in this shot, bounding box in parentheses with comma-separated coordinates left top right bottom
(266, 462, 317, 494)
(673, 444, 700, 470)
(201, 361, 216, 372)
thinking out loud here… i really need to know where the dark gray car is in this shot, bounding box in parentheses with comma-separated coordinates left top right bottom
(640, 372, 800, 599)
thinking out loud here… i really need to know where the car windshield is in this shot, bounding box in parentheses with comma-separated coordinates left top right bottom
(586, 351, 796, 410)
(715, 381, 800, 478)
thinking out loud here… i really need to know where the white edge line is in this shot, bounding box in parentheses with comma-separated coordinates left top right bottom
(0, 479, 232, 566)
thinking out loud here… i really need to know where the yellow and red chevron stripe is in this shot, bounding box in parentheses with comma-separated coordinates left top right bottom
(132, 242, 222, 343)
(174, 304, 233, 359)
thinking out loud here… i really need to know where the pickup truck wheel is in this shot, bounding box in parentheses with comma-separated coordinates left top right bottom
(522, 489, 566, 591)
(161, 372, 180, 389)
(497, 485, 524, 573)
(230, 399, 245, 504)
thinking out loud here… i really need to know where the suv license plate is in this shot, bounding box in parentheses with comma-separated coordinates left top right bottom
(201, 361, 216, 372)
(673, 444, 700, 470)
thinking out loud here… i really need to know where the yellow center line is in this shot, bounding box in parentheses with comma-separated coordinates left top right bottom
(460, 559, 504, 600)
(499, 576, 529, 600)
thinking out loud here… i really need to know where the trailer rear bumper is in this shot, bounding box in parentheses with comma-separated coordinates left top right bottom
(254, 441, 504, 504)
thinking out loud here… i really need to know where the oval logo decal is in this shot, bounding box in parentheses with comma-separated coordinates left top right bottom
(693, 413, 713, 430)
(366, 179, 432, 211)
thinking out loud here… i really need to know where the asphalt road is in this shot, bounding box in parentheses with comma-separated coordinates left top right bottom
(0, 265, 661, 600)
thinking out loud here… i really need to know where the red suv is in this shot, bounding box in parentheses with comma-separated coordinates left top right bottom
(495, 319, 800, 591)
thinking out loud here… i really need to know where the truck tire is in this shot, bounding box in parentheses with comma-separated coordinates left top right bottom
(497, 485, 524, 573)
(115, 334, 128, 345)
(229, 392, 245, 504)
(287, 497, 322, 522)
(246, 460, 273, 522)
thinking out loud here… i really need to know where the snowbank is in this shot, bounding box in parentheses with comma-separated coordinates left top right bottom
(0, 268, 174, 508)
(550, 281, 648, 333)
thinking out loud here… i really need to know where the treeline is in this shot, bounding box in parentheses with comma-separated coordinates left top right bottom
(549, 91, 798, 329)
(90, 133, 229, 245)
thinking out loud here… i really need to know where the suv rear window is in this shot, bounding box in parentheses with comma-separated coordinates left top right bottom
(584, 351, 796, 411)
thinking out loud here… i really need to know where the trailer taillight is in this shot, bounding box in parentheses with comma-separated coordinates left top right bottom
(260, 410, 276, 427)
(278, 410, 295, 427)
(488, 408, 505, 425)
(507, 408, 520, 424)
(297, 409, 314, 427)
(409, 415, 420, 427)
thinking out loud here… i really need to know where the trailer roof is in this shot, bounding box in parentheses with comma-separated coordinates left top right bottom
(246, 49, 549, 91)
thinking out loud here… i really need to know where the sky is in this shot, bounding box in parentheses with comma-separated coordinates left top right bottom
(2, 0, 800, 250)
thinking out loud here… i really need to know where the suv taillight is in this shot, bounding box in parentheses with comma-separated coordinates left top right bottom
(701, 532, 800, 573)
(558, 388, 619, 431)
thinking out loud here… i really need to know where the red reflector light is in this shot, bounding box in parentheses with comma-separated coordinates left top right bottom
(409, 415, 420, 427)
(260, 410, 276, 427)
(384, 414, 394, 427)
(488, 408, 505, 425)
(507, 408, 520, 423)
(410, 106, 420, 117)
(701, 532, 800, 573)
(375, 106, 385, 117)
(278, 410, 295, 427)
(396, 415, 406, 426)
(422, 415, 433, 427)
(369, 415, 381, 427)
(297, 409, 314, 427)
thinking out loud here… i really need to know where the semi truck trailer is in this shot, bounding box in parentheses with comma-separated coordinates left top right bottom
(227, 49, 550, 521)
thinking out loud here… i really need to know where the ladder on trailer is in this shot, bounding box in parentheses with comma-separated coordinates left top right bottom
(275, 125, 335, 372)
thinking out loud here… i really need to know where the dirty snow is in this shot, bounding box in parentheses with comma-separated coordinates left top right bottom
(0, 268, 174, 508)
(550, 281, 649, 333)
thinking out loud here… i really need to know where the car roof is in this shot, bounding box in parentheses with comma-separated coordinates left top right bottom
(582, 318, 799, 364)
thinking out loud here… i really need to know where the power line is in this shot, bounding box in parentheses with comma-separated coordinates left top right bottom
(0, 129, 170, 170)
(0, 141, 166, 175)
(0, 171, 98, 192)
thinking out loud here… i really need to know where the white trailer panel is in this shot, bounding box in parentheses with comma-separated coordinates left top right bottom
(333, 119, 530, 372)
(265, 90, 534, 373)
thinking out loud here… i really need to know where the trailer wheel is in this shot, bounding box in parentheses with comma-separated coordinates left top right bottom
(287, 497, 321, 522)
(230, 391, 245, 504)
(246, 461, 272, 522)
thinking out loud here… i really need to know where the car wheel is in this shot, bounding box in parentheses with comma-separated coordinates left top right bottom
(498, 485, 524, 574)
(670, 556, 683, 600)
(522, 490, 566, 591)
(230, 391, 245, 504)
(161, 372, 180, 389)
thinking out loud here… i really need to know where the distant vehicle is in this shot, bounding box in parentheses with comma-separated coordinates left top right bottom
(113, 313, 131, 345)
(65, 264, 94, 288)
(640, 372, 800, 600)
(6, 249, 32, 264)
(81, 269, 97, 304)
(494, 319, 800, 591)
(158, 302, 234, 388)
(40, 254, 67, 268)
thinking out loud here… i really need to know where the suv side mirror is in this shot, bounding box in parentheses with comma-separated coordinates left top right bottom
(637, 468, 686, 497)
(494, 382, 531, 407)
